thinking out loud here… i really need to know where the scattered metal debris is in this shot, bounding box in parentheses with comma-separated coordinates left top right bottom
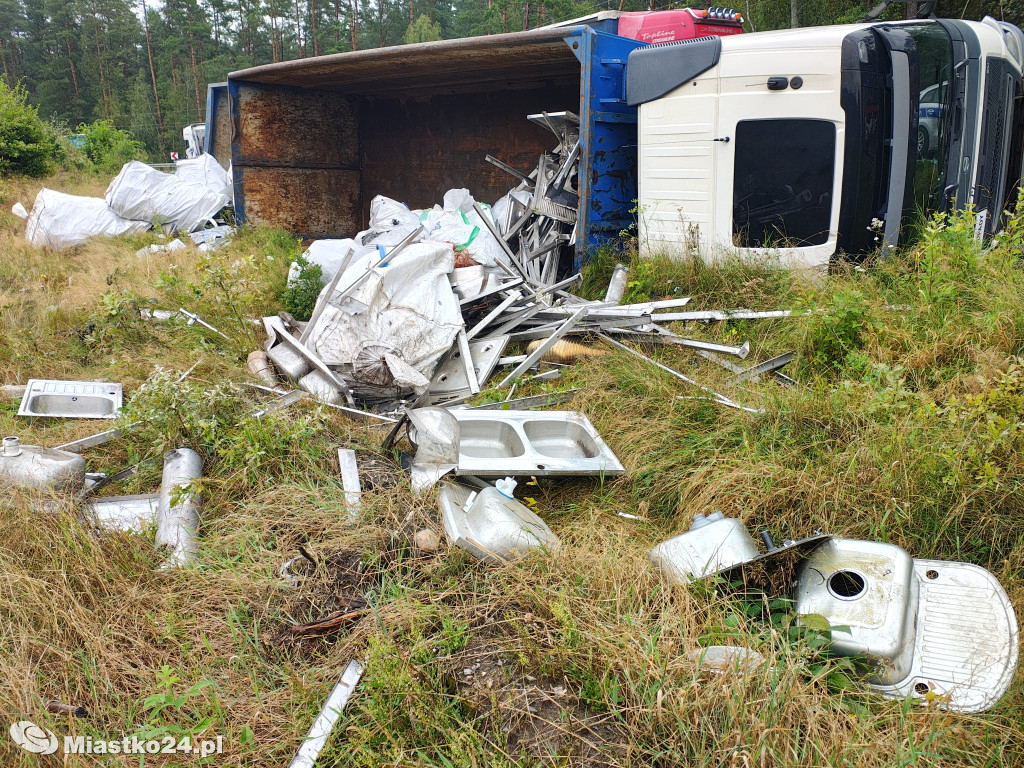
(179, 308, 230, 340)
(0, 436, 87, 492)
(45, 700, 88, 718)
(288, 660, 364, 768)
(650, 512, 828, 586)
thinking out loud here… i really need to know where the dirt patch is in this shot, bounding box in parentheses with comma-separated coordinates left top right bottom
(448, 630, 629, 766)
(271, 547, 376, 652)
(355, 450, 406, 492)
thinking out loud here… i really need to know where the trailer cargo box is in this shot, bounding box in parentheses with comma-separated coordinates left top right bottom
(227, 27, 644, 268)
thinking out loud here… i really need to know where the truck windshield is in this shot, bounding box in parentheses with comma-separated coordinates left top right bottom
(905, 24, 954, 213)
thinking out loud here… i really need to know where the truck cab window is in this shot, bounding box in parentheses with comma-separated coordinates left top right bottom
(906, 24, 954, 212)
(732, 119, 836, 248)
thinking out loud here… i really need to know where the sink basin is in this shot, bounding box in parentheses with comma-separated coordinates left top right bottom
(18, 380, 123, 419)
(451, 410, 624, 477)
(796, 538, 1019, 712)
(459, 420, 526, 458)
(523, 420, 600, 459)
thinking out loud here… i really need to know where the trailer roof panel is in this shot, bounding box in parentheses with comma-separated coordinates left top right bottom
(228, 29, 583, 95)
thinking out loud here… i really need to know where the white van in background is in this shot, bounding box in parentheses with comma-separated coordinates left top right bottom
(627, 17, 1024, 269)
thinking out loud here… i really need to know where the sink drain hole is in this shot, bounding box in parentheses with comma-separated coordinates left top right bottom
(828, 570, 866, 599)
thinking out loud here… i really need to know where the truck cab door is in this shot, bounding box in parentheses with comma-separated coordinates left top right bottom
(713, 42, 848, 268)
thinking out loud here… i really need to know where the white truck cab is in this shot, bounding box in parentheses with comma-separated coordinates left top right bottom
(628, 17, 1024, 268)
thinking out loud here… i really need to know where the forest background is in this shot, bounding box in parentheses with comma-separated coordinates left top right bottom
(1, 0, 1018, 161)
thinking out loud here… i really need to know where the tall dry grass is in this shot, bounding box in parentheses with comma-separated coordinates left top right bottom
(0, 184, 1020, 766)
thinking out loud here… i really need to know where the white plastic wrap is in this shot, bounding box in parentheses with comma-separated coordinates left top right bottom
(370, 195, 421, 228)
(309, 241, 463, 395)
(174, 154, 232, 198)
(24, 188, 150, 249)
(408, 407, 460, 492)
(105, 161, 229, 233)
(292, 239, 360, 285)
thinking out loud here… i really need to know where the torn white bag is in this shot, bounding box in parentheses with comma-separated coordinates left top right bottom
(308, 241, 463, 395)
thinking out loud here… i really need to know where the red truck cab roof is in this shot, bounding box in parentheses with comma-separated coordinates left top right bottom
(616, 8, 744, 45)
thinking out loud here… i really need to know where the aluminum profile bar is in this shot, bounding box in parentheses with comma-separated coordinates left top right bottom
(497, 307, 588, 387)
(299, 245, 356, 345)
(652, 309, 797, 323)
(460, 278, 524, 308)
(288, 659, 364, 768)
(485, 155, 535, 187)
(598, 334, 758, 413)
(456, 329, 480, 394)
(466, 291, 522, 340)
(337, 449, 362, 519)
(726, 352, 797, 384)
(466, 390, 577, 410)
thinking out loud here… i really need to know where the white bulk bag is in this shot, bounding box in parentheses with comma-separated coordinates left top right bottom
(25, 188, 149, 249)
(105, 161, 229, 232)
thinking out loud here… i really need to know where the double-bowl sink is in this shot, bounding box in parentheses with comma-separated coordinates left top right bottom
(449, 410, 624, 477)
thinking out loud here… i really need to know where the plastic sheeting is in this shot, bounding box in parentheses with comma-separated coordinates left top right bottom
(174, 154, 232, 198)
(408, 407, 460, 492)
(308, 241, 463, 397)
(105, 161, 229, 232)
(24, 188, 150, 249)
(294, 238, 360, 284)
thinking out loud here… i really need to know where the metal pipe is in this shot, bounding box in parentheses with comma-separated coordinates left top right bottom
(156, 448, 203, 568)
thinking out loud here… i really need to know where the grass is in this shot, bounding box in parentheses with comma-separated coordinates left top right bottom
(0, 172, 1022, 766)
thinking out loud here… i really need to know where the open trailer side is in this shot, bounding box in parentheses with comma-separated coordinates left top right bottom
(226, 26, 644, 268)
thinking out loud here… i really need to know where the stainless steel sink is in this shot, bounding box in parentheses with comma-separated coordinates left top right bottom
(450, 410, 623, 477)
(18, 380, 123, 419)
(796, 538, 1019, 712)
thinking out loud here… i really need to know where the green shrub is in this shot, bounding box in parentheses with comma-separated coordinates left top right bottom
(0, 81, 56, 177)
(281, 256, 323, 321)
(77, 119, 144, 174)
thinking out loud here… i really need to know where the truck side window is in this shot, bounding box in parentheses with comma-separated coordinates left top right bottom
(732, 118, 836, 248)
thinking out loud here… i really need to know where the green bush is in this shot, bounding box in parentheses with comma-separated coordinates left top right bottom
(281, 256, 323, 321)
(0, 81, 56, 177)
(77, 119, 144, 174)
